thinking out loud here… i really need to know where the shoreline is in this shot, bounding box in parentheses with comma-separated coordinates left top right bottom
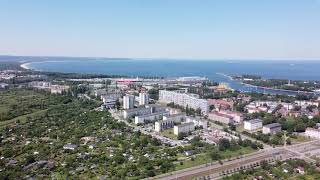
(223, 73, 318, 95)
(20, 62, 31, 70)
(239, 80, 317, 94)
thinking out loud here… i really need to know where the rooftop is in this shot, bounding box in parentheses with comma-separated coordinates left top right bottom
(246, 119, 263, 124)
(263, 123, 281, 129)
(176, 122, 194, 128)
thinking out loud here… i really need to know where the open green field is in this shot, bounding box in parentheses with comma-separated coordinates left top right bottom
(0, 89, 67, 127)
(160, 128, 177, 140)
(290, 135, 313, 144)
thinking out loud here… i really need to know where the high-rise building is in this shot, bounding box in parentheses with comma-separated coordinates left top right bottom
(139, 92, 149, 106)
(123, 95, 134, 109)
(159, 90, 209, 115)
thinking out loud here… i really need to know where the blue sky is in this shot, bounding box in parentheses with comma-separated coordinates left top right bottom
(0, 0, 320, 60)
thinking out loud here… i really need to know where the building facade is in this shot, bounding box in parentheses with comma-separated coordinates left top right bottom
(162, 113, 186, 123)
(262, 123, 282, 134)
(134, 111, 169, 124)
(244, 119, 263, 131)
(186, 117, 208, 129)
(159, 90, 209, 114)
(208, 111, 234, 124)
(174, 122, 195, 135)
(139, 93, 149, 106)
(123, 107, 151, 119)
(154, 119, 174, 132)
(123, 95, 134, 109)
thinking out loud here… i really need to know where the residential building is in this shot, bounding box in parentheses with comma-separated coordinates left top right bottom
(154, 119, 174, 132)
(174, 122, 195, 135)
(134, 111, 169, 124)
(262, 123, 282, 134)
(101, 92, 122, 103)
(94, 89, 108, 97)
(244, 119, 263, 131)
(139, 92, 149, 106)
(218, 110, 243, 123)
(208, 111, 234, 124)
(123, 107, 152, 119)
(295, 100, 319, 107)
(123, 95, 134, 109)
(29, 81, 69, 94)
(50, 85, 70, 94)
(208, 99, 234, 110)
(159, 90, 209, 114)
(162, 113, 186, 123)
(102, 99, 117, 109)
(186, 117, 208, 129)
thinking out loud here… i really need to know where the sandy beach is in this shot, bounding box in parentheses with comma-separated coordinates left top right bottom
(20, 62, 31, 70)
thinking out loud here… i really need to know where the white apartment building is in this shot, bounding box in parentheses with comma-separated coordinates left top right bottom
(159, 90, 209, 115)
(162, 113, 186, 123)
(155, 119, 174, 132)
(95, 89, 108, 97)
(139, 93, 149, 106)
(244, 119, 263, 131)
(305, 128, 320, 139)
(295, 100, 319, 107)
(174, 122, 195, 135)
(186, 117, 208, 129)
(123, 107, 152, 119)
(134, 111, 169, 124)
(123, 95, 135, 109)
(208, 111, 234, 124)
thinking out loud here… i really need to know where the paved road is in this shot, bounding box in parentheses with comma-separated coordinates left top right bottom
(150, 140, 320, 180)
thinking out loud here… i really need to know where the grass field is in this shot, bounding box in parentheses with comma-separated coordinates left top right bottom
(0, 89, 66, 128)
(160, 128, 177, 140)
(291, 134, 313, 144)
(0, 109, 48, 129)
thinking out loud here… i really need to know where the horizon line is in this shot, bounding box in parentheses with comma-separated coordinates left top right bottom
(1, 54, 320, 61)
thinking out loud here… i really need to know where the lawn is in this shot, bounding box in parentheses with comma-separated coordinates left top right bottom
(160, 128, 177, 140)
(290, 135, 313, 144)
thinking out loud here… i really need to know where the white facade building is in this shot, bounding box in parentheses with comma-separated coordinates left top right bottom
(123, 107, 152, 119)
(208, 111, 234, 124)
(154, 119, 174, 132)
(186, 117, 208, 129)
(159, 90, 209, 114)
(139, 93, 149, 106)
(123, 95, 134, 109)
(174, 122, 195, 135)
(244, 119, 263, 131)
(162, 113, 186, 123)
(134, 111, 169, 124)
